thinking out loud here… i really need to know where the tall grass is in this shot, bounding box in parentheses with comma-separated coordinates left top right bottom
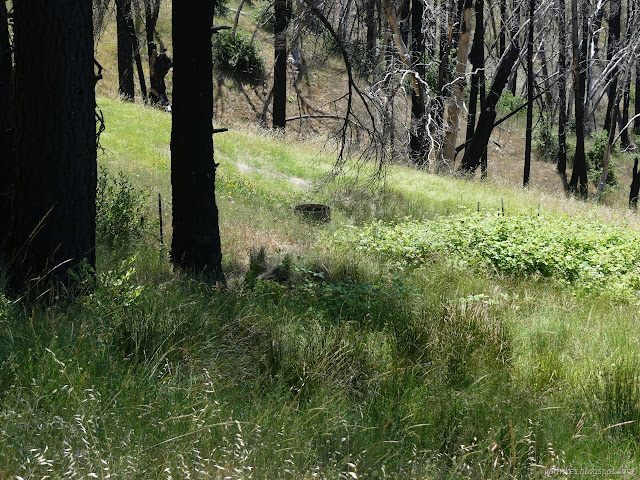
(1, 97, 639, 478)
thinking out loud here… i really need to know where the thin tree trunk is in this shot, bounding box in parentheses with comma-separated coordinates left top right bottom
(499, 0, 506, 56)
(273, 0, 289, 129)
(508, 0, 520, 95)
(9, 0, 96, 295)
(127, 14, 148, 102)
(568, 1, 588, 197)
(365, 0, 377, 67)
(171, 0, 224, 280)
(523, 0, 534, 187)
(635, 56, 640, 135)
(0, 0, 14, 250)
(116, 0, 135, 100)
(410, 0, 427, 164)
(603, 0, 621, 135)
(619, 0, 632, 148)
(465, 0, 484, 148)
(557, 0, 567, 176)
(630, 158, 640, 208)
(442, 0, 473, 166)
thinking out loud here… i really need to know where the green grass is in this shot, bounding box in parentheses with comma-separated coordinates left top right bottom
(2, 97, 640, 478)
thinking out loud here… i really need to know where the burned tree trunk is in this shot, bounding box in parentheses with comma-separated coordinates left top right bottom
(602, 0, 621, 136)
(365, 0, 377, 67)
(630, 158, 640, 209)
(9, 0, 96, 295)
(442, 0, 473, 166)
(557, 0, 568, 177)
(568, 0, 588, 197)
(116, 0, 135, 100)
(273, 0, 290, 129)
(523, 0, 534, 187)
(0, 0, 14, 250)
(409, 0, 427, 164)
(465, 0, 484, 153)
(171, 0, 224, 280)
(149, 42, 172, 108)
(459, 42, 519, 174)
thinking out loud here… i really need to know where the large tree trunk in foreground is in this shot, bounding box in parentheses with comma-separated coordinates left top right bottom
(459, 42, 519, 173)
(9, 0, 96, 295)
(0, 0, 13, 252)
(116, 0, 135, 100)
(171, 0, 224, 280)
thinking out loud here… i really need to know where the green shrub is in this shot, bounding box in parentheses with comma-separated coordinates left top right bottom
(586, 130, 618, 189)
(96, 167, 148, 250)
(212, 31, 266, 86)
(533, 116, 559, 161)
(331, 214, 640, 301)
(497, 89, 525, 113)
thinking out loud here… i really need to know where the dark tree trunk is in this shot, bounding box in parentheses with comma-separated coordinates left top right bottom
(149, 43, 172, 107)
(459, 42, 519, 173)
(630, 158, 640, 209)
(365, 0, 377, 67)
(635, 56, 640, 135)
(9, 0, 96, 295)
(508, 0, 520, 95)
(127, 14, 148, 102)
(409, 0, 426, 164)
(399, 0, 410, 46)
(557, 0, 567, 176)
(499, 0, 506, 56)
(619, 0, 632, 149)
(465, 0, 484, 148)
(116, 0, 135, 100)
(523, 0, 534, 187)
(603, 0, 621, 135)
(145, 0, 161, 60)
(273, 0, 290, 129)
(620, 74, 631, 149)
(0, 0, 14, 251)
(171, 0, 224, 280)
(568, 1, 588, 197)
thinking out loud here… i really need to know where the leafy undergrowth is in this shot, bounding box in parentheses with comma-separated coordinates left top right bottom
(333, 213, 640, 302)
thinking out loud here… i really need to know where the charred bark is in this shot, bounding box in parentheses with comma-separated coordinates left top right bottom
(9, 0, 96, 296)
(0, 0, 14, 252)
(443, 0, 473, 166)
(458, 42, 519, 173)
(568, 0, 588, 197)
(602, 0, 621, 135)
(409, 0, 427, 164)
(116, 0, 135, 100)
(465, 0, 484, 149)
(630, 158, 640, 209)
(273, 0, 291, 129)
(557, 0, 568, 176)
(523, 0, 534, 187)
(171, 0, 224, 280)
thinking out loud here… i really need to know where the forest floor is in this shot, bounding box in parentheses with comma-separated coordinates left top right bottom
(2, 1, 640, 478)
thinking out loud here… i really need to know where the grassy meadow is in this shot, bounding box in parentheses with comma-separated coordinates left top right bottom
(2, 1, 640, 476)
(1, 96, 640, 479)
